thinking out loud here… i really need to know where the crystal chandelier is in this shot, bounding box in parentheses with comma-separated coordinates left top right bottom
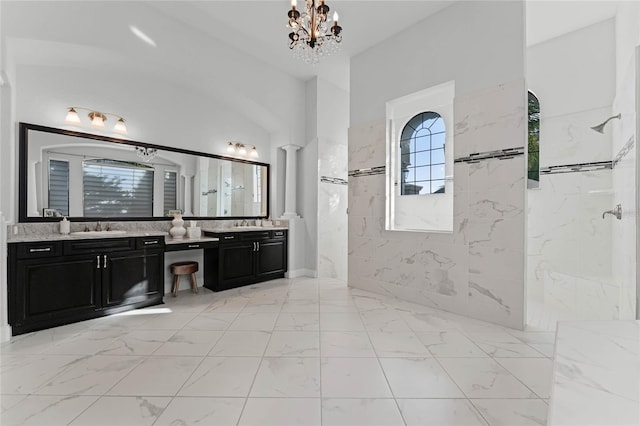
(135, 146, 157, 162)
(287, 0, 342, 64)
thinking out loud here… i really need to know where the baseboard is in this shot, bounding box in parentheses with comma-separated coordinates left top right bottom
(286, 269, 317, 279)
(0, 324, 12, 342)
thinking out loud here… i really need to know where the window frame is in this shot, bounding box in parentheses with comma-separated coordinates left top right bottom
(399, 111, 447, 196)
(385, 80, 455, 233)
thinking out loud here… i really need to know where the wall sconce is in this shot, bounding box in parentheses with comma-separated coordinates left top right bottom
(65, 107, 128, 135)
(226, 142, 258, 158)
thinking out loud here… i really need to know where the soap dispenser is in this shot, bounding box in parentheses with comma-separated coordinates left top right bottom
(60, 217, 70, 234)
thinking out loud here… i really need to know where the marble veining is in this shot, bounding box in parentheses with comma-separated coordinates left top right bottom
(7, 219, 288, 243)
(348, 80, 526, 330)
(547, 321, 640, 426)
(1, 277, 553, 425)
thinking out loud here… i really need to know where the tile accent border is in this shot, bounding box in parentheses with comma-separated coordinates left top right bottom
(454, 147, 524, 164)
(348, 166, 386, 178)
(320, 176, 348, 185)
(540, 161, 612, 175)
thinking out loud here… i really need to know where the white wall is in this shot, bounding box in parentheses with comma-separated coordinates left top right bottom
(350, 1, 526, 127)
(349, 1, 527, 329)
(1, 1, 309, 222)
(526, 20, 617, 328)
(0, 0, 12, 341)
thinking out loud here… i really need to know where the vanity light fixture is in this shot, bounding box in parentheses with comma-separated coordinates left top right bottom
(65, 107, 128, 135)
(135, 146, 157, 162)
(226, 142, 258, 158)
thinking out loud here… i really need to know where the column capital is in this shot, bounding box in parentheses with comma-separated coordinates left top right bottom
(280, 144, 302, 152)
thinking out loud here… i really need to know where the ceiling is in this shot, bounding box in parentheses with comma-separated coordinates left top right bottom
(2, 1, 622, 93)
(525, 0, 619, 47)
(147, 1, 455, 90)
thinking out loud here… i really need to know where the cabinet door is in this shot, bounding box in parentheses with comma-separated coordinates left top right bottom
(103, 250, 163, 307)
(14, 256, 101, 324)
(219, 242, 255, 289)
(256, 240, 287, 278)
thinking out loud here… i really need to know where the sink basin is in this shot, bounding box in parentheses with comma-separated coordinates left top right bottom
(70, 230, 128, 236)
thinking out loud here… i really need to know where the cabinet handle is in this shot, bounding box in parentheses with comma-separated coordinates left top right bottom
(96, 255, 101, 269)
(224, 236, 234, 240)
(256, 242, 260, 251)
(188, 244, 200, 248)
(29, 247, 51, 253)
(144, 240, 158, 245)
(103, 255, 108, 269)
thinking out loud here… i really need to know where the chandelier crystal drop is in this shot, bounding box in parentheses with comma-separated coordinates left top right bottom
(287, 0, 342, 65)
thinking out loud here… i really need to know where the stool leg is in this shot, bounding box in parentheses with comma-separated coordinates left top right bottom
(190, 273, 199, 294)
(172, 274, 180, 297)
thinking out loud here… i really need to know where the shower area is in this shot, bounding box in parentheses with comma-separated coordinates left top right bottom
(526, 10, 639, 329)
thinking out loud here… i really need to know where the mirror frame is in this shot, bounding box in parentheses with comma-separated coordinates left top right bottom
(18, 122, 270, 222)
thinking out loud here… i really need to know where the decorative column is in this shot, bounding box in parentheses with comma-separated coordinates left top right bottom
(281, 144, 301, 218)
(182, 174, 194, 216)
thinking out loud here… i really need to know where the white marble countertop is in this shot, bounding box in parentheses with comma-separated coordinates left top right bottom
(8, 230, 168, 243)
(202, 226, 288, 233)
(548, 320, 640, 426)
(164, 236, 219, 244)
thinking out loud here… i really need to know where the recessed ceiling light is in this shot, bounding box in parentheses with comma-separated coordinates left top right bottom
(129, 25, 157, 48)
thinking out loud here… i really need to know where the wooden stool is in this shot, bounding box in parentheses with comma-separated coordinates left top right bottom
(170, 261, 199, 297)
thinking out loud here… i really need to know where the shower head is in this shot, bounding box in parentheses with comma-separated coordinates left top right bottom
(591, 113, 621, 134)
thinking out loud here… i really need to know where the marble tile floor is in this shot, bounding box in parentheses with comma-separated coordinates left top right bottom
(0, 277, 555, 426)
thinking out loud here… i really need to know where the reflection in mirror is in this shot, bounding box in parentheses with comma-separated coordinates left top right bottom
(20, 123, 268, 221)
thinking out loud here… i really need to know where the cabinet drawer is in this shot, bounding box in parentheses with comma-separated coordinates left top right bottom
(135, 236, 166, 250)
(64, 238, 135, 255)
(15, 241, 63, 259)
(218, 233, 238, 242)
(271, 230, 287, 239)
(240, 231, 271, 241)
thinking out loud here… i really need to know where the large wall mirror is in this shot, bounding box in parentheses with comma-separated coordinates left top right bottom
(19, 123, 269, 222)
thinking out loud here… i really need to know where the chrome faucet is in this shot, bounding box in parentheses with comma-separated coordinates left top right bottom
(602, 204, 622, 220)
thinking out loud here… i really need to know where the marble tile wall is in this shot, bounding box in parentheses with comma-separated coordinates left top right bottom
(348, 80, 527, 330)
(527, 170, 615, 328)
(612, 62, 637, 319)
(317, 136, 348, 281)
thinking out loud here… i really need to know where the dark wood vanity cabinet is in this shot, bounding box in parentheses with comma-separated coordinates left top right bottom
(8, 236, 165, 335)
(205, 230, 287, 292)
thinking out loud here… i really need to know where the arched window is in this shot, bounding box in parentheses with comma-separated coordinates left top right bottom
(528, 91, 540, 188)
(399, 111, 446, 195)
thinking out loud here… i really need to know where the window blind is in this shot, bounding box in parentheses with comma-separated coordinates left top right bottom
(164, 171, 177, 216)
(48, 159, 69, 216)
(83, 160, 153, 217)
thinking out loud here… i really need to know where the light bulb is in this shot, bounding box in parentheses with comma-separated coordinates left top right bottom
(65, 108, 81, 125)
(89, 112, 105, 130)
(227, 142, 236, 153)
(250, 146, 259, 158)
(333, 11, 339, 24)
(291, 0, 296, 8)
(113, 118, 127, 135)
(238, 144, 247, 155)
